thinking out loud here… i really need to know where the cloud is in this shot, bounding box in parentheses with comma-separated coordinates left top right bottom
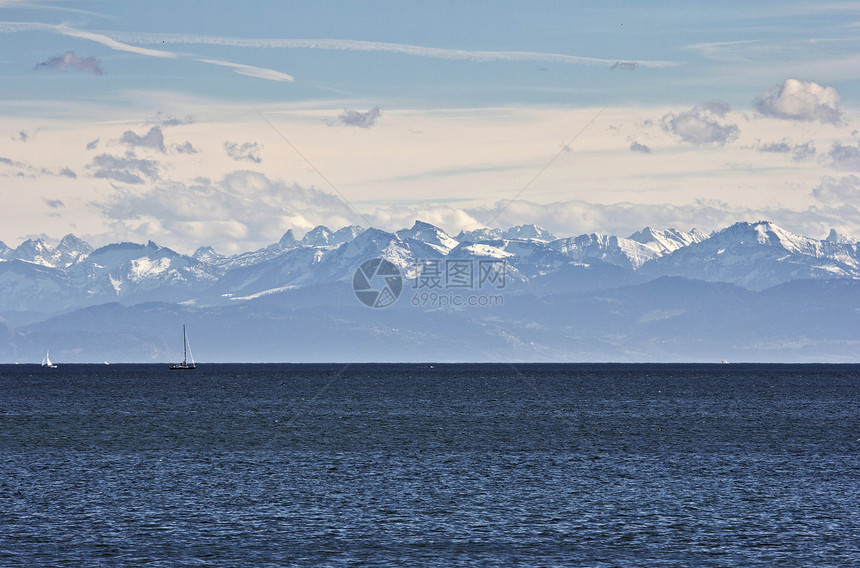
(610, 61, 638, 71)
(455, 197, 859, 244)
(759, 140, 816, 161)
(367, 204, 484, 235)
(13, 129, 33, 142)
(172, 141, 198, 154)
(45, 199, 65, 208)
(629, 141, 651, 153)
(760, 141, 791, 153)
(34, 50, 103, 74)
(109, 31, 679, 68)
(120, 126, 165, 153)
(89, 154, 159, 184)
(661, 104, 740, 146)
(51, 24, 176, 59)
(97, 171, 361, 253)
(0, 157, 77, 179)
(224, 141, 262, 163)
(149, 112, 194, 127)
(755, 79, 843, 125)
(197, 58, 294, 82)
(86, 138, 99, 150)
(812, 175, 859, 204)
(792, 142, 816, 161)
(827, 143, 860, 171)
(338, 107, 382, 128)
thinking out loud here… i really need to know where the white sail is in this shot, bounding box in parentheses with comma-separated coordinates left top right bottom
(185, 331, 195, 366)
(42, 350, 57, 368)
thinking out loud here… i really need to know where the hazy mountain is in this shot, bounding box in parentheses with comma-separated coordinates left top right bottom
(7, 277, 857, 363)
(0, 219, 857, 362)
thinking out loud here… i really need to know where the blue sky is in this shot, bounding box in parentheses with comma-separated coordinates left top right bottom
(1, 1, 859, 252)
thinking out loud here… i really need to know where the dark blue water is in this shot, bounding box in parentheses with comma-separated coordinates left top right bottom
(1, 363, 858, 567)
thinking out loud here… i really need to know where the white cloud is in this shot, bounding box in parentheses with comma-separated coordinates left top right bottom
(111, 31, 679, 68)
(96, 171, 361, 253)
(755, 79, 843, 125)
(661, 104, 740, 146)
(460, 197, 859, 243)
(197, 58, 294, 82)
(812, 175, 859, 204)
(629, 141, 651, 153)
(88, 154, 159, 184)
(54, 24, 177, 59)
(0, 23, 296, 83)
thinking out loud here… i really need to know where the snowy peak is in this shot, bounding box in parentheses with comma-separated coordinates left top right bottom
(330, 225, 365, 246)
(301, 226, 333, 246)
(456, 227, 504, 243)
(396, 220, 459, 253)
(716, 221, 822, 256)
(645, 220, 860, 290)
(192, 246, 222, 263)
(56, 234, 93, 265)
(551, 232, 661, 269)
(9, 234, 92, 268)
(503, 224, 558, 242)
(628, 226, 708, 255)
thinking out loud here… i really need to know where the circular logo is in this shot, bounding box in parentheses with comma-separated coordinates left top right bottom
(353, 258, 403, 308)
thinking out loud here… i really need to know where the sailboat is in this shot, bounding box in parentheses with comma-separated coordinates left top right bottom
(42, 350, 58, 369)
(169, 325, 196, 370)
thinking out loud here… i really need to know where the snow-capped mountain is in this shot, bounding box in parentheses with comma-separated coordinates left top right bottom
(628, 227, 709, 255)
(643, 221, 860, 290)
(397, 220, 459, 254)
(1, 234, 93, 268)
(0, 220, 857, 318)
(503, 224, 558, 242)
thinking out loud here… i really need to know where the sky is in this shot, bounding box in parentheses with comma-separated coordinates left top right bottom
(0, 0, 859, 253)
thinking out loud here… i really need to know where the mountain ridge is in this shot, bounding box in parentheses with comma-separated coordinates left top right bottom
(0, 219, 857, 335)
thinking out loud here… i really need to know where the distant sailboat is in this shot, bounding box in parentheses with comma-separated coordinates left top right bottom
(169, 325, 196, 370)
(42, 350, 58, 369)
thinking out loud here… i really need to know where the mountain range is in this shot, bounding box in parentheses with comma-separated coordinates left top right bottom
(1, 220, 858, 363)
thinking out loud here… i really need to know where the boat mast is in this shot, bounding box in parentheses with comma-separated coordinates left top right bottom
(182, 324, 187, 364)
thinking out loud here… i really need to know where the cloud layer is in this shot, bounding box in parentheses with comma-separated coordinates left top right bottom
(98, 171, 361, 252)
